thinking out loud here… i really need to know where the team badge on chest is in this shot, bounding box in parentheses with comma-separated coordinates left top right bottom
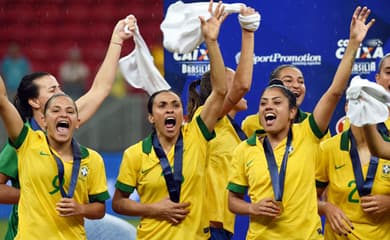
(381, 164, 390, 180)
(80, 166, 89, 178)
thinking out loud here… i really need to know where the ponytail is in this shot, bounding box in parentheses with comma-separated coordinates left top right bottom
(187, 79, 202, 121)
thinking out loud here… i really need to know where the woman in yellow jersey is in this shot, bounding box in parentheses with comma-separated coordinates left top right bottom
(0, 75, 109, 239)
(112, 1, 228, 239)
(316, 121, 390, 239)
(0, 15, 137, 240)
(227, 6, 374, 239)
(186, 5, 258, 240)
(241, 64, 308, 137)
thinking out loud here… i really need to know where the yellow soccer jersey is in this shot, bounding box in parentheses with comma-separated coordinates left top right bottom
(206, 115, 243, 233)
(316, 129, 390, 240)
(115, 115, 215, 240)
(228, 115, 325, 240)
(13, 126, 109, 240)
(241, 109, 310, 137)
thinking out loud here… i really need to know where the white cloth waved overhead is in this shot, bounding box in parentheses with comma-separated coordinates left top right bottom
(119, 24, 170, 96)
(161, 1, 260, 54)
(346, 75, 390, 126)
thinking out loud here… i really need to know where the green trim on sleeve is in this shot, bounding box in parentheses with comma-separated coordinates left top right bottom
(115, 181, 135, 194)
(142, 134, 153, 154)
(308, 114, 327, 139)
(89, 191, 110, 203)
(10, 125, 29, 149)
(0, 143, 18, 179)
(316, 180, 328, 188)
(196, 115, 216, 141)
(227, 182, 247, 194)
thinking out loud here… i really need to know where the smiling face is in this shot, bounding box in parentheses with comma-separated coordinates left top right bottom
(274, 66, 306, 106)
(148, 91, 184, 141)
(259, 87, 297, 136)
(43, 94, 79, 144)
(376, 55, 390, 92)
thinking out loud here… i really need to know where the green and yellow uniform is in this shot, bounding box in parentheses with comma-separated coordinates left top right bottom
(0, 121, 36, 240)
(10, 126, 109, 240)
(316, 129, 390, 240)
(115, 115, 214, 240)
(228, 115, 325, 240)
(206, 115, 243, 234)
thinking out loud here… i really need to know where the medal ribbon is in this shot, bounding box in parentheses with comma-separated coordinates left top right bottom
(49, 138, 82, 198)
(263, 128, 292, 201)
(348, 130, 379, 197)
(30, 118, 42, 131)
(152, 131, 183, 203)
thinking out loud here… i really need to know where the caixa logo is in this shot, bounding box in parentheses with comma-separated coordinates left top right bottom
(335, 38, 384, 60)
(173, 46, 209, 61)
(172, 46, 210, 76)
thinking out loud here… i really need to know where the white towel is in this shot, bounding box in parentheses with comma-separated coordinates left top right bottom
(161, 1, 260, 54)
(119, 24, 171, 96)
(346, 75, 390, 126)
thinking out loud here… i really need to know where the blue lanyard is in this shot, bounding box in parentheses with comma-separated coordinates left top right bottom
(29, 118, 42, 131)
(377, 122, 389, 137)
(227, 115, 247, 141)
(48, 138, 82, 198)
(348, 130, 379, 197)
(263, 128, 292, 201)
(152, 131, 183, 203)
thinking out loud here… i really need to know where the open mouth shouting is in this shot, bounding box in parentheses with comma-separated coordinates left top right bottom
(264, 113, 276, 126)
(164, 117, 177, 131)
(56, 120, 70, 136)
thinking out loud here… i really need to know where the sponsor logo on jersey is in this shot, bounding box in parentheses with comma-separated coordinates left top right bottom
(335, 164, 346, 170)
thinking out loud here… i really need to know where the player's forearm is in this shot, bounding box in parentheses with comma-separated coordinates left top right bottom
(83, 202, 106, 219)
(0, 184, 19, 204)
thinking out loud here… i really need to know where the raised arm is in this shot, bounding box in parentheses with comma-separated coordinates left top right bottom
(221, 6, 257, 117)
(0, 76, 24, 142)
(363, 124, 390, 159)
(199, 0, 228, 132)
(75, 15, 137, 125)
(313, 6, 375, 133)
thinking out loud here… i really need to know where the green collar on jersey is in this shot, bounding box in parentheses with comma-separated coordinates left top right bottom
(142, 134, 153, 154)
(295, 108, 308, 123)
(340, 129, 350, 151)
